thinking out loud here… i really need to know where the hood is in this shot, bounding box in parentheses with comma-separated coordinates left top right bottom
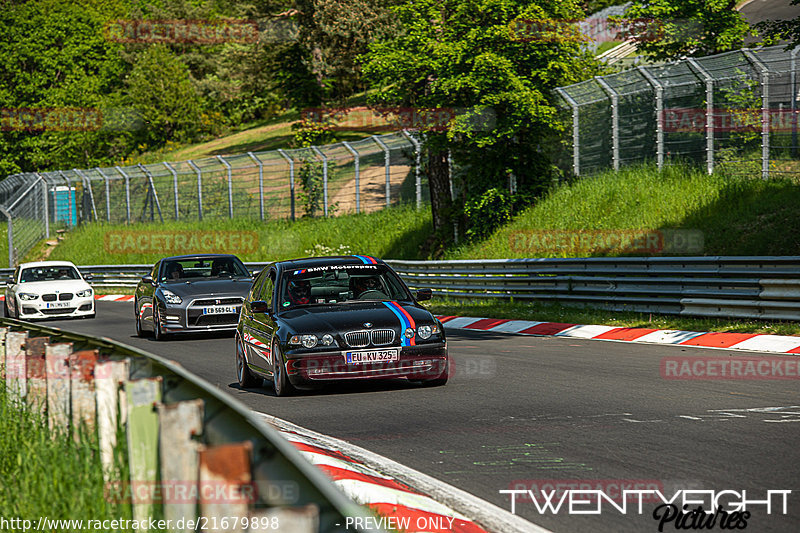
(17, 279, 91, 294)
(278, 300, 436, 334)
(160, 278, 252, 299)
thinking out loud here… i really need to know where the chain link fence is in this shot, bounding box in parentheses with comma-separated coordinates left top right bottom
(0, 131, 426, 267)
(556, 46, 800, 178)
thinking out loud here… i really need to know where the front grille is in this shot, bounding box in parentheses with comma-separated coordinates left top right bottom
(41, 308, 75, 315)
(370, 329, 395, 346)
(345, 331, 370, 348)
(345, 329, 396, 347)
(42, 294, 56, 302)
(195, 314, 239, 327)
(59, 293, 73, 301)
(192, 297, 243, 307)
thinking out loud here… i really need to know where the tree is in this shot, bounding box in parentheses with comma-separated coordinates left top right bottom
(361, 0, 600, 240)
(757, 0, 800, 49)
(620, 0, 753, 61)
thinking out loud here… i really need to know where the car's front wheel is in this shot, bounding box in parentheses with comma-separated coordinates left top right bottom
(271, 340, 295, 397)
(420, 356, 450, 387)
(3, 298, 9, 318)
(135, 307, 145, 337)
(236, 333, 259, 388)
(152, 305, 169, 341)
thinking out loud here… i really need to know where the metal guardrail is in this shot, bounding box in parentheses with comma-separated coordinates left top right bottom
(2, 257, 798, 321)
(0, 318, 378, 533)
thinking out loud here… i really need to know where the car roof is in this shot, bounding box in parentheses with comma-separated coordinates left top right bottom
(18, 261, 78, 269)
(275, 256, 385, 271)
(161, 254, 241, 261)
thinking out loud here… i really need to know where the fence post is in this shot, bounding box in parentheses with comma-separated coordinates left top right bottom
(341, 142, 360, 213)
(73, 169, 97, 221)
(556, 88, 581, 176)
(36, 174, 49, 239)
(595, 76, 620, 171)
(745, 50, 771, 180)
(95, 168, 112, 222)
(216, 155, 234, 218)
(371, 135, 391, 207)
(792, 48, 799, 157)
(687, 58, 715, 175)
(114, 166, 131, 223)
(138, 164, 164, 223)
(638, 66, 665, 169)
(1, 206, 12, 267)
(401, 130, 422, 208)
(277, 149, 295, 221)
(310, 146, 329, 217)
(187, 160, 203, 221)
(247, 152, 265, 221)
(163, 162, 179, 219)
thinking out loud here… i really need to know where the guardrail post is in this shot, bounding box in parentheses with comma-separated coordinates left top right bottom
(556, 88, 581, 176)
(216, 155, 234, 218)
(163, 162, 180, 219)
(372, 135, 391, 206)
(114, 166, 131, 223)
(187, 160, 203, 221)
(792, 48, 799, 157)
(310, 146, 329, 217)
(687, 58, 715, 175)
(247, 152, 265, 221)
(401, 130, 422, 208)
(595, 76, 620, 171)
(745, 50, 771, 180)
(341, 142, 360, 213)
(638, 66, 665, 169)
(277, 149, 295, 221)
(94, 168, 112, 222)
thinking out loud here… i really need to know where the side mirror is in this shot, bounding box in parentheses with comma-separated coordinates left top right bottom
(251, 269, 261, 278)
(141, 274, 155, 285)
(416, 288, 432, 301)
(5, 276, 14, 286)
(84, 274, 94, 281)
(251, 300, 269, 314)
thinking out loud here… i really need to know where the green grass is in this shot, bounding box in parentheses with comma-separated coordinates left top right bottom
(448, 164, 800, 259)
(427, 298, 800, 336)
(46, 204, 433, 264)
(0, 387, 132, 531)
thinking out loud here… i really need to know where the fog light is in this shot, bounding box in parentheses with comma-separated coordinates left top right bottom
(414, 359, 433, 366)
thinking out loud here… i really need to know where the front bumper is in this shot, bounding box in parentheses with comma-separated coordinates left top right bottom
(285, 343, 448, 384)
(18, 297, 95, 319)
(159, 302, 243, 333)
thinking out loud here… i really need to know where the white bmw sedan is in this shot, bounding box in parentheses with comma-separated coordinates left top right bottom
(4, 261, 95, 320)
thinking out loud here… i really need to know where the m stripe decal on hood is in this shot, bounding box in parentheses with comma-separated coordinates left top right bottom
(383, 301, 416, 346)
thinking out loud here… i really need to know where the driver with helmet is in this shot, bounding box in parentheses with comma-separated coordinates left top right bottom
(351, 275, 382, 298)
(287, 278, 311, 305)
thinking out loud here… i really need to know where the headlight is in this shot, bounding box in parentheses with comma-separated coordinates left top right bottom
(321, 334, 334, 346)
(161, 289, 182, 305)
(76, 288, 93, 298)
(417, 323, 441, 339)
(289, 334, 318, 348)
(18, 293, 38, 301)
(404, 327, 415, 339)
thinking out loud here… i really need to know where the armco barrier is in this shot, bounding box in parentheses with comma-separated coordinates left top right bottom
(0, 318, 379, 533)
(1, 257, 798, 321)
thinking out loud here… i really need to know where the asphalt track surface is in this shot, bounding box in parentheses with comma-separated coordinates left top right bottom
(44, 302, 800, 532)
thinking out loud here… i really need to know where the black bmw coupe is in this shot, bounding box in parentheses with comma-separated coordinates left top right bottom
(235, 255, 448, 395)
(135, 254, 253, 340)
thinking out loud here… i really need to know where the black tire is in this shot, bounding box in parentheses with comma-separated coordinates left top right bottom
(236, 333, 259, 388)
(135, 302, 145, 337)
(152, 305, 168, 341)
(3, 298, 9, 318)
(421, 356, 450, 387)
(271, 340, 295, 397)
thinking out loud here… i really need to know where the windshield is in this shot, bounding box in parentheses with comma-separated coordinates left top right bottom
(279, 264, 410, 308)
(160, 257, 250, 282)
(20, 265, 81, 283)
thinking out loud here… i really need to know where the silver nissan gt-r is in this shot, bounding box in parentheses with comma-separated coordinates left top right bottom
(134, 254, 253, 340)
